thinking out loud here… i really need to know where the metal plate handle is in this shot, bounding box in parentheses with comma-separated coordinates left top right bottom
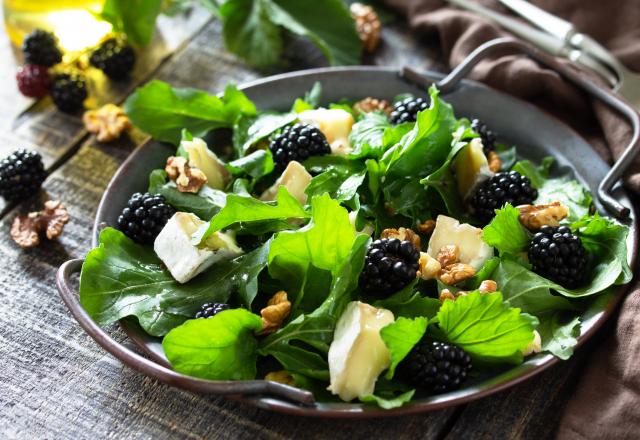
(55, 258, 315, 406)
(402, 37, 639, 220)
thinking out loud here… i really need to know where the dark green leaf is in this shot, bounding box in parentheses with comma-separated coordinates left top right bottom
(348, 112, 391, 159)
(239, 112, 297, 154)
(225, 149, 275, 179)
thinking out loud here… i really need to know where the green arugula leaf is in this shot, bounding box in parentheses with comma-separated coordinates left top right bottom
(437, 291, 535, 364)
(162, 309, 263, 380)
(495, 143, 516, 170)
(360, 390, 415, 409)
(482, 204, 531, 255)
(193, 186, 309, 244)
(149, 169, 226, 220)
(79, 228, 271, 336)
(225, 149, 275, 179)
(380, 317, 428, 379)
(537, 313, 581, 360)
(101, 0, 162, 45)
(374, 291, 441, 320)
(124, 81, 256, 144)
(348, 112, 392, 159)
(292, 82, 323, 113)
(238, 112, 297, 155)
(305, 159, 366, 210)
(512, 157, 553, 188)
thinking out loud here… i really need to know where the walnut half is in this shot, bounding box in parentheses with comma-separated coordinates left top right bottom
(350, 2, 381, 53)
(518, 201, 569, 230)
(439, 263, 476, 286)
(353, 97, 392, 116)
(11, 200, 70, 248)
(165, 156, 208, 193)
(381, 227, 421, 250)
(259, 291, 291, 335)
(83, 104, 131, 142)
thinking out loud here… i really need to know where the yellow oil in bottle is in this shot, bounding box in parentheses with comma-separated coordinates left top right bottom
(3, 0, 112, 51)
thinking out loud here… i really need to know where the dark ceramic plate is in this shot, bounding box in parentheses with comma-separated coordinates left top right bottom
(58, 48, 639, 417)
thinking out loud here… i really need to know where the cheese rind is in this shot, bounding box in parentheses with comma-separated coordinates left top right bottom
(327, 301, 394, 401)
(154, 212, 242, 283)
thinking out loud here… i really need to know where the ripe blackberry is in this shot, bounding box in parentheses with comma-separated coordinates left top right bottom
(22, 29, 63, 67)
(470, 171, 538, 223)
(398, 340, 472, 393)
(528, 225, 588, 288)
(16, 65, 51, 98)
(195, 303, 231, 319)
(90, 38, 136, 80)
(0, 149, 46, 202)
(50, 72, 87, 113)
(389, 96, 429, 124)
(269, 123, 331, 171)
(470, 118, 496, 154)
(359, 238, 420, 296)
(117, 192, 175, 245)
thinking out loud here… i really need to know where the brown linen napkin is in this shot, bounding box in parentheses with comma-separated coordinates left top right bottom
(380, 1, 640, 438)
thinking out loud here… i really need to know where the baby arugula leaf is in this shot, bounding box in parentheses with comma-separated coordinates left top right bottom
(193, 186, 309, 244)
(437, 291, 536, 364)
(292, 82, 323, 113)
(482, 204, 532, 255)
(305, 158, 366, 210)
(380, 317, 428, 379)
(360, 390, 415, 410)
(80, 228, 271, 335)
(348, 112, 392, 159)
(374, 291, 441, 320)
(237, 112, 297, 156)
(537, 312, 581, 360)
(225, 149, 275, 180)
(162, 309, 263, 380)
(124, 81, 256, 145)
(149, 169, 226, 220)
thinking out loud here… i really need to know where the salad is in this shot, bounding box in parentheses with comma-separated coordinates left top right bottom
(79, 80, 632, 409)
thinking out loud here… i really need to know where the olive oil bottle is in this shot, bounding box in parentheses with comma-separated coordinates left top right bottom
(3, 0, 111, 50)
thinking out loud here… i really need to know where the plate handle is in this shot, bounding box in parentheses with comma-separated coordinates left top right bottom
(55, 258, 315, 406)
(402, 37, 639, 220)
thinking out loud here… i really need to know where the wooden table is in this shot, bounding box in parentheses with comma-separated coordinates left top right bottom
(0, 6, 601, 439)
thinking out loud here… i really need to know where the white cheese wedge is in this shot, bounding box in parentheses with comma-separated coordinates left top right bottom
(260, 160, 311, 205)
(327, 301, 394, 401)
(298, 108, 355, 155)
(454, 137, 494, 199)
(427, 215, 494, 270)
(181, 137, 230, 190)
(522, 330, 542, 356)
(154, 212, 243, 283)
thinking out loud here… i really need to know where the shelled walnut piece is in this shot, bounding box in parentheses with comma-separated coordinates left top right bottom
(487, 151, 502, 173)
(165, 156, 207, 193)
(265, 370, 295, 386)
(439, 279, 498, 303)
(11, 200, 70, 248)
(434, 244, 476, 285)
(381, 227, 421, 250)
(259, 291, 291, 335)
(82, 104, 131, 142)
(416, 219, 436, 234)
(350, 3, 381, 53)
(353, 97, 392, 115)
(517, 201, 569, 230)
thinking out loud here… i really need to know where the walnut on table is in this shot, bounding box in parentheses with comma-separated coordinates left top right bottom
(82, 104, 131, 142)
(165, 156, 207, 193)
(350, 2, 381, 53)
(11, 200, 70, 249)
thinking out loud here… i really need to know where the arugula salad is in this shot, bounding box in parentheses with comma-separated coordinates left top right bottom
(79, 80, 632, 408)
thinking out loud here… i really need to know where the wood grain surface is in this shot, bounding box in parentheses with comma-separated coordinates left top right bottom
(0, 5, 602, 439)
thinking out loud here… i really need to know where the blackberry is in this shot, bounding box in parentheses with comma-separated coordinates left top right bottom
(389, 96, 429, 124)
(0, 149, 46, 202)
(470, 171, 538, 223)
(21, 29, 63, 67)
(50, 72, 87, 113)
(195, 303, 231, 319)
(117, 192, 175, 245)
(359, 238, 420, 296)
(528, 225, 588, 288)
(398, 340, 472, 393)
(269, 123, 331, 171)
(470, 118, 496, 154)
(16, 65, 51, 98)
(90, 38, 136, 80)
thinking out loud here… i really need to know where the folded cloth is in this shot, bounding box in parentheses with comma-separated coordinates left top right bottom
(380, 1, 640, 438)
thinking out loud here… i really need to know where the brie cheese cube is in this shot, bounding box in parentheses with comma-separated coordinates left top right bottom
(427, 215, 494, 270)
(327, 301, 394, 401)
(154, 212, 243, 283)
(260, 160, 312, 205)
(181, 137, 230, 190)
(298, 108, 355, 155)
(454, 137, 493, 199)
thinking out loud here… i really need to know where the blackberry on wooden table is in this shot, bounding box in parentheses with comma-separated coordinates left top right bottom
(22, 29, 62, 67)
(470, 170, 538, 223)
(50, 72, 88, 113)
(398, 340, 472, 393)
(0, 149, 46, 202)
(528, 225, 588, 288)
(359, 238, 420, 296)
(16, 65, 51, 98)
(269, 123, 331, 171)
(195, 303, 231, 319)
(117, 192, 175, 245)
(389, 96, 429, 124)
(90, 38, 136, 80)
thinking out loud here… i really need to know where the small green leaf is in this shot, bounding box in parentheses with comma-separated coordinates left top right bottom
(537, 313, 581, 360)
(225, 149, 275, 179)
(239, 112, 297, 154)
(482, 204, 531, 255)
(348, 112, 392, 159)
(101, 0, 162, 45)
(360, 389, 415, 409)
(162, 309, 263, 380)
(437, 291, 535, 364)
(381, 317, 428, 379)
